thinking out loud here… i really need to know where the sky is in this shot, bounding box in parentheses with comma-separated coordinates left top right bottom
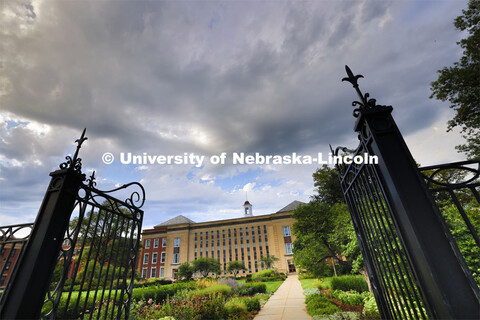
(0, 0, 469, 229)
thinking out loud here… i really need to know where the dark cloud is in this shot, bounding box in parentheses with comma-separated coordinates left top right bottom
(0, 0, 469, 224)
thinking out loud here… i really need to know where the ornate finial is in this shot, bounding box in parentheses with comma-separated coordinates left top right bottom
(59, 129, 88, 173)
(342, 65, 388, 117)
(72, 128, 88, 164)
(342, 65, 364, 88)
(87, 170, 97, 188)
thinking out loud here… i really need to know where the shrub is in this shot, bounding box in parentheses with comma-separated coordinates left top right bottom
(224, 298, 249, 320)
(245, 274, 252, 282)
(330, 290, 369, 306)
(195, 278, 218, 289)
(244, 282, 266, 294)
(218, 278, 239, 290)
(306, 293, 340, 316)
(304, 288, 321, 296)
(232, 283, 251, 296)
(313, 312, 360, 320)
(316, 278, 333, 290)
(131, 282, 196, 303)
(238, 296, 261, 312)
(298, 272, 316, 280)
(193, 284, 232, 297)
(254, 293, 271, 304)
(251, 269, 276, 282)
(330, 275, 368, 293)
(363, 295, 380, 318)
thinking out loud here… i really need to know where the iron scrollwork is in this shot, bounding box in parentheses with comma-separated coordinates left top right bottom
(342, 65, 391, 118)
(59, 128, 87, 174)
(419, 160, 480, 189)
(42, 129, 145, 319)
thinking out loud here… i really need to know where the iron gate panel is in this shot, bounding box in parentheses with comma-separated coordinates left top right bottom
(0, 223, 34, 295)
(334, 141, 428, 319)
(419, 160, 480, 289)
(42, 179, 144, 319)
(0, 129, 145, 320)
(334, 66, 480, 319)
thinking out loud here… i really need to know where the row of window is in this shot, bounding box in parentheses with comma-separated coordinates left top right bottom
(143, 252, 180, 264)
(144, 237, 181, 249)
(142, 266, 165, 279)
(144, 238, 167, 249)
(143, 252, 166, 264)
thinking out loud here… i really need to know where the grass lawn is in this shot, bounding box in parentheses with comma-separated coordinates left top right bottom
(299, 278, 319, 290)
(264, 280, 283, 294)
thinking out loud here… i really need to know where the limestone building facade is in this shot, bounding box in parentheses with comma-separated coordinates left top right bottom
(138, 201, 304, 280)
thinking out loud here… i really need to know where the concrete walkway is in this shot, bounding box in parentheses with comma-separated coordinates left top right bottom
(254, 274, 312, 320)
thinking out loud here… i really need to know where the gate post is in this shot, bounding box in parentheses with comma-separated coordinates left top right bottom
(341, 66, 479, 319)
(0, 130, 87, 319)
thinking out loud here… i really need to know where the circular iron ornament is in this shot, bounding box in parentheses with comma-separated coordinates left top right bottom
(77, 186, 88, 200)
(421, 163, 480, 188)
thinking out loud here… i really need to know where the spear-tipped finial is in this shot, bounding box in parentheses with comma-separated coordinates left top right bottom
(72, 128, 88, 164)
(341, 65, 387, 117)
(59, 128, 88, 173)
(342, 65, 364, 88)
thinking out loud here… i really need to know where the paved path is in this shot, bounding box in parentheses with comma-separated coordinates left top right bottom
(254, 274, 312, 320)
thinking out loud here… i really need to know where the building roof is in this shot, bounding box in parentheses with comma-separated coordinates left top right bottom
(243, 201, 251, 206)
(149, 200, 304, 231)
(276, 200, 306, 213)
(154, 215, 196, 227)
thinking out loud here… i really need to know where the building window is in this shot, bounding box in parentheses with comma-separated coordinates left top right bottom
(143, 253, 149, 264)
(152, 253, 158, 264)
(145, 239, 151, 249)
(174, 238, 180, 247)
(142, 268, 148, 279)
(283, 226, 291, 237)
(153, 238, 159, 248)
(162, 238, 167, 247)
(160, 267, 165, 278)
(173, 253, 180, 264)
(151, 267, 156, 278)
(285, 243, 293, 255)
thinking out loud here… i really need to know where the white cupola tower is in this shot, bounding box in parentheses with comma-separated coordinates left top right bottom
(243, 200, 253, 217)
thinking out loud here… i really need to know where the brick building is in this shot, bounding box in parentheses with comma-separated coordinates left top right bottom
(138, 200, 303, 280)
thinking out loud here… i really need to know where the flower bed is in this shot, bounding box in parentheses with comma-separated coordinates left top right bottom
(129, 277, 282, 320)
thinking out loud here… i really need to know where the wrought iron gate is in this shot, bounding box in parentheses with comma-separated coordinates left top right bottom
(0, 130, 145, 319)
(334, 66, 480, 319)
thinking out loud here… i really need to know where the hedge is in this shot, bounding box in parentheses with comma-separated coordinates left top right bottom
(244, 282, 266, 294)
(330, 275, 368, 293)
(131, 282, 196, 303)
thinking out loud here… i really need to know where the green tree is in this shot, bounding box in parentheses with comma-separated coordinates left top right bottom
(293, 165, 371, 289)
(260, 255, 279, 269)
(192, 257, 221, 278)
(69, 204, 133, 267)
(430, 0, 480, 158)
(441, 202, 480, 286)
(177, 262, 194, 280)
(227, 260, 246, 277)
(293, 202, 350, 273)
(312, 165, 344, 205)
